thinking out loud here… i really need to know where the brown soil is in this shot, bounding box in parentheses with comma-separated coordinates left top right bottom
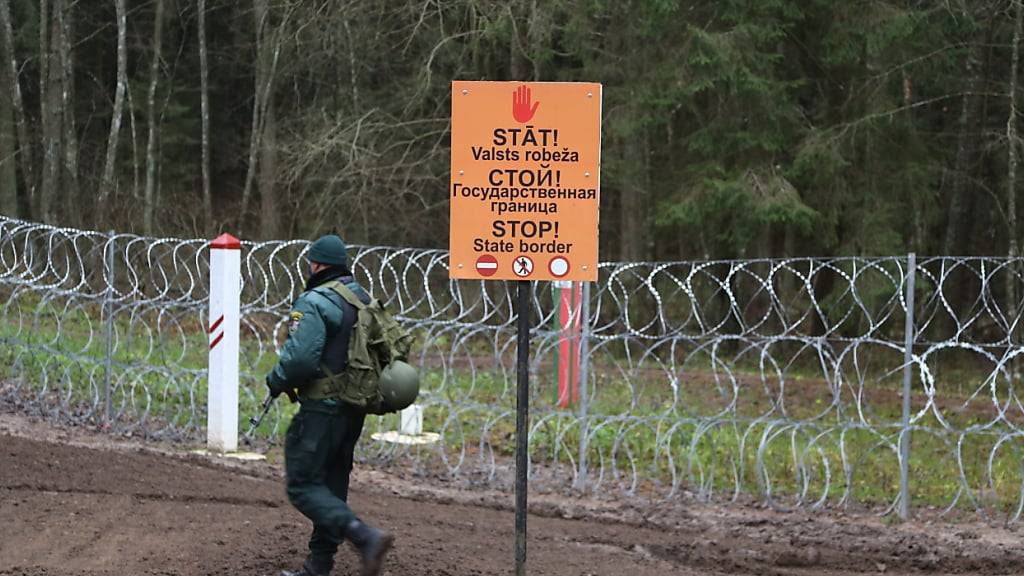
(1, 413, 1023, 576)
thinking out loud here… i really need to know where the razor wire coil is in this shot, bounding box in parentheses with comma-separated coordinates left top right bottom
(3, 215, 1024, 519)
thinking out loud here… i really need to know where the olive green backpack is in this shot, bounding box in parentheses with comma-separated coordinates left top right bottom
(306, 281, 414, 414)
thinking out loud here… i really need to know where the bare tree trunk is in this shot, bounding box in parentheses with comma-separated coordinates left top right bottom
(901, 69, 926, 253)
(1008, 0, 1023, 378)
(619, 122, 651, 261)
(126, 64, 139, 200)
(58, 0, 78, 225)
(198, 0, 212, 230)
(38, 0, 49, 219)
(239, 85, 262, 233)
(944, 7, 985, 257)
(0, 0, 34, 216)
(527, 0, 548, 81)
(240, 0, 279, 234)
(0, 50, 15, 215)
(259, 99, 278, 239)
(255, 0, 280, 239)
(38, 0, 62, 223)
(98, 0, 128, 225)
(143, 0, 166, 235)
(343, 16, 358, 112)
(940, 25, 984, 341)
(38, 0, 48, 139)
(1010, 0, 1022, 266)
(508, 1, 526, 79)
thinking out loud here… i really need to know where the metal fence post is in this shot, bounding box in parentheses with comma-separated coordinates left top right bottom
(899, 252, 917, 520)
(103, 231, 116, 424)
(575, 280, 592, 491)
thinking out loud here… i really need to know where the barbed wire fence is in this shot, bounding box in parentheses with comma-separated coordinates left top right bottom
(3, 214, 1024, 520)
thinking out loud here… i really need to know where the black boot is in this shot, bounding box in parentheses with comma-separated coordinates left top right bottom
(280, 557, 332, 576)
(345, 520, 394, 576)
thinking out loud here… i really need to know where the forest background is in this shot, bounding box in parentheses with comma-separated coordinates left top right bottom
(0, 0, 1022, 262)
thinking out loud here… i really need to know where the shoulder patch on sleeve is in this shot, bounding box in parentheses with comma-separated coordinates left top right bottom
(289, 311, 304, 334)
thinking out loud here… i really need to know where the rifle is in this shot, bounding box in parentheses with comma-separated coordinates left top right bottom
(243, 394, 275, 445)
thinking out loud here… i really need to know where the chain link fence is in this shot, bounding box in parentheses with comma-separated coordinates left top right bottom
(3, 215, 1024, 519)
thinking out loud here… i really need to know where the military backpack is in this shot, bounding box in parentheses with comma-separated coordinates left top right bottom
(304, 281, 416, 414)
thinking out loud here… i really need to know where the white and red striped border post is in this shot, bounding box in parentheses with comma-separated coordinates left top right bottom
(207, 233, 241, 452)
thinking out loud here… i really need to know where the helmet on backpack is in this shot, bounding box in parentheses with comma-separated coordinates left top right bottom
(379, 360, 419, 411)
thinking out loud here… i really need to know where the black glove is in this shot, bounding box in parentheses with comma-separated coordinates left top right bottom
(265, 375, 298, 403)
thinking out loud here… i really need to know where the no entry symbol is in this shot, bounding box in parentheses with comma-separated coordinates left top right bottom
(475, 254, 499, 277)
(513, 255, 534, 278)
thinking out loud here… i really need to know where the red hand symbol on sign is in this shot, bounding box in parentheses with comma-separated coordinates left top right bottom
(512, 85, 539, 123)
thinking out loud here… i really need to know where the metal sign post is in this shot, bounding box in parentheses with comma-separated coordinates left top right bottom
(514, 280, 530, 576)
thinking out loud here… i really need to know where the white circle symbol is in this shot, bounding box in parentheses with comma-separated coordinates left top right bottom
(549, 257, 570, 278)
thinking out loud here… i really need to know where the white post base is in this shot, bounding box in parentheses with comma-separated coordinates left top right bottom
(400, 404, 424, 435)
(371, 404, 438, 445)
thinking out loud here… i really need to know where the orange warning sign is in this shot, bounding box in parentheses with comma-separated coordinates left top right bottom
(449, 81, 601, 282)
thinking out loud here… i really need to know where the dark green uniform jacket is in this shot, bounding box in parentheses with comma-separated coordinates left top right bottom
(267, 271, 370, 396)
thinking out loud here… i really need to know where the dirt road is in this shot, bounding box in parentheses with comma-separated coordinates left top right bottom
(1, 415, 1022, 576)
